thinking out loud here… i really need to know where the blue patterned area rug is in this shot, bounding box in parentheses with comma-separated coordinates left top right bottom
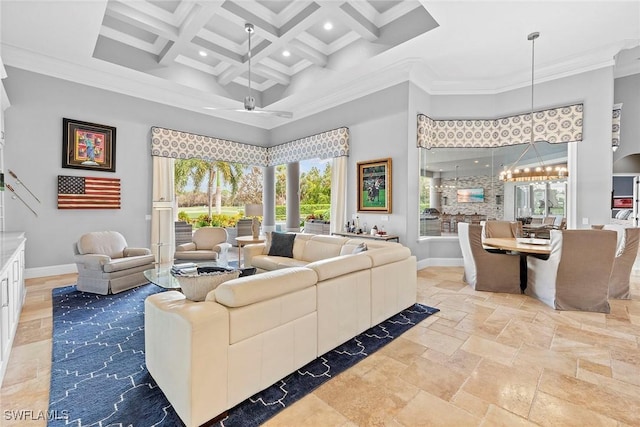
(48, 284, 438, 427)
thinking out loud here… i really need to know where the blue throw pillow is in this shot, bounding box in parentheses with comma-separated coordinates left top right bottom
(267, 232, 296, 258)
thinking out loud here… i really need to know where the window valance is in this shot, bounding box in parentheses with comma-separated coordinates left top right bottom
(150, 126, 349, 167)
(417, 103, 583, 149)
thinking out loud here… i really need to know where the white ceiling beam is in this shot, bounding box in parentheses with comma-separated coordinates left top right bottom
(158, 1, 224, 66)
(105, 2, 178, 40)
(378, 1, 422, 27)
(327, 32, 361, 55)
(252, 63, 290, 86)
(335, 3, 379, 41)
(275, 1, 316, 28)
(98, 26, 162, 55)
(217, 4, 322, 87)
(113, 0, 179, 26)
(296, 32, 330, 56)
(260, 57, 292, 75)
(345, 1, 378, 26)
(196, 28, 244, 56)
(288, 39, 327, 66)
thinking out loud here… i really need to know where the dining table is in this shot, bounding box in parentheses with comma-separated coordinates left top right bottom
(483, 237, 552, 255)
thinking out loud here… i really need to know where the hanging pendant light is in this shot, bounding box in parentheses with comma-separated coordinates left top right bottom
(499, 32, 568, 182)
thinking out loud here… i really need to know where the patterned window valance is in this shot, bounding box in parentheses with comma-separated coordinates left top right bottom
(417, 103, 583, 149)
(269, 127, 349, 165)
(150, 126, 349, 166)
(612, 104, 622, 150)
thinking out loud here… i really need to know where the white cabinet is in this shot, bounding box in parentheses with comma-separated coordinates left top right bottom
(0, 234, 26, 386)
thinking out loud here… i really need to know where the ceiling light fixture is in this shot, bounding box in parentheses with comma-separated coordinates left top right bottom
(282, 50, 290, 57)
(198, 50, 207, 57)
(499, 32, 568, 182)
(324, 22, 333, 30)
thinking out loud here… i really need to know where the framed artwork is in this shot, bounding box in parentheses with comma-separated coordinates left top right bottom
(358, 158, 392, 213)
(62, 118, 116, 172)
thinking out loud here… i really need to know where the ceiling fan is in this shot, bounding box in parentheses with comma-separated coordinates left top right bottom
(204, 23, 293, 119)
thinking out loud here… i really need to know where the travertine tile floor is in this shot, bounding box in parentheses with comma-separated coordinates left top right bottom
(2, 266, 639, 426)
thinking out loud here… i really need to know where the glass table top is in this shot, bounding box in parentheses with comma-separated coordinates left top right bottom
(144, 261, 229, 290)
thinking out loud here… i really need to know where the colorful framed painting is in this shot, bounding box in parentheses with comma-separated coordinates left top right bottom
(62, 118, 116, 172)
(358, 158, 392, 213)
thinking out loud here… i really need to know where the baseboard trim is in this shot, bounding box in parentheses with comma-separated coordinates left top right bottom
(26, 264, 77, 279)
(417, 258, 464, 269)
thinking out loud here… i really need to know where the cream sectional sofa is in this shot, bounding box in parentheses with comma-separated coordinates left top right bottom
(144, 233, 416, 427)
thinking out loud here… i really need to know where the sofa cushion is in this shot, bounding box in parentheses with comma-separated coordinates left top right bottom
(173, 250, 219, 261)
(301, 235, 349, 262)
(251, 255, 309, 271)
(268, 232, 296, 258)
(215, 267, 318, 307)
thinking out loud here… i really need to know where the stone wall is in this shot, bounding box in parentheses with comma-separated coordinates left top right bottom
(440, 175, 504, 219)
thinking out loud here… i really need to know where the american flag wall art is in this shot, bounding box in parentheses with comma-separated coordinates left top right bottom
(57, 175, 121, 209)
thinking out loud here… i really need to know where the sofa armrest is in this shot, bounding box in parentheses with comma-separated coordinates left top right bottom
(213, 242, 232, 253)
(103, 254, 155, 273)
(365, 246, 412, 267)
(305, 254, 372, 281)
(145, 291, 230, 426)
(74, 254, 110, 270)
(176, 242, 196, 252)
(215, 267, 317, 307)
(124, 247, 152, 257)
(243, 243, 267, 267)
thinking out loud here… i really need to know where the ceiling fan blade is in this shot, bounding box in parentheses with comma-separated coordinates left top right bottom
(203, 106, 293, 119)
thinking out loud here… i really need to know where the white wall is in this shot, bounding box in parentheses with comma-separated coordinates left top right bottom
(613, 73, 640, 172)
(3, 67, 267, 272)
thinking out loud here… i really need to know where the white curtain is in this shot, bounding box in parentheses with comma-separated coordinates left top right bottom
(151, 156, 175, 266)
(330, 156, 347, 234)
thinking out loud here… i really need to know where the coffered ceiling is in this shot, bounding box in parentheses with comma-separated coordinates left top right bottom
(1, 1, 639, 129)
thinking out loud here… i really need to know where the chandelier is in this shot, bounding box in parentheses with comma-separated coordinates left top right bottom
(499, 32, 568, 183)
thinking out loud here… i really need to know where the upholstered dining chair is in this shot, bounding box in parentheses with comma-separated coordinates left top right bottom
(526, 229, 617, 313)
(601, 225, 640, 299)
(458, 223, 521, 294)
(483, 220, 522, 238)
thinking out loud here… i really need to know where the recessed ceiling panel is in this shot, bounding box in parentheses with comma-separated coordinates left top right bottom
(305, 19, 351, 46)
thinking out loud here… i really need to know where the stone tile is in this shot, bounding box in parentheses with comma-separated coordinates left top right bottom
(450, 390, 489, 419)
(578, 359, 612, 377)
(529, 391, 618, 427)
(265, 394, 351, 427)
(513, 344, 575, 377)
(611, 358, 640, 387)
(462, 358, 540, 418)
(555, 324, 637, 351)
(576, 367, 640, 400)
(399, 355, 467, 401)
(402, 327, 465, 356)
(539, 370, 640, 425)
(378, 337, 427, 365)
(460, 335, 518, 366)
(480, 404, 538, 426)
(394, 390, 480, 427)
(496, 319, 555, 349)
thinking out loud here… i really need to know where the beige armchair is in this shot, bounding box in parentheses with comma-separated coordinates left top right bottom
(458, 223, 521, 294)
(526, 229, 617, 313)
(174, 227, 231, 262)
(602, 225, 639, 299)
(74, 231, 155, 295)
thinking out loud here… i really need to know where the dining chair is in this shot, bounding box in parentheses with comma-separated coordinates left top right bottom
(543, 216, 556, 225)
(440, 213, 452, 232)
(601, 225, 640, 299)
(484, 220, 522, 238)
(526, 229, 617, 313)
(458, 223, 521, 294)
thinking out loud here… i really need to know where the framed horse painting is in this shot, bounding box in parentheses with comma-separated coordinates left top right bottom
(357, 158, 392, 213)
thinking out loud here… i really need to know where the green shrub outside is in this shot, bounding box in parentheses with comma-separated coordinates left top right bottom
(180, 204, 331, 226)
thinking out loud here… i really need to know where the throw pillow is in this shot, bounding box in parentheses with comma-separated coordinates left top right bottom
(267, 232, 296, 258)
(177, 270, 240, 302)
(353, 242, 368, 254)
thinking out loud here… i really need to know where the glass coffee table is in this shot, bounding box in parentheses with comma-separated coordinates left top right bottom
(144, 261, 229, 290)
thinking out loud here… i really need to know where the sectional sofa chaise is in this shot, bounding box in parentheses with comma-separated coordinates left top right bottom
(145, 233, 417, 427)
